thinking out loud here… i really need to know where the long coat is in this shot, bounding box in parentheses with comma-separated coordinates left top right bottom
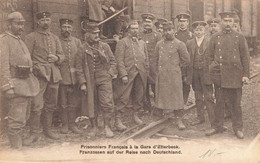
(208, 30, 250, 88)
(185, 36, 212, 85)
(0, 32, 39, 97)
(154, 38, 190, 110)
(75, 41, 117, 118)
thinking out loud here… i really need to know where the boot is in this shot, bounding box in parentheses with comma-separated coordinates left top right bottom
(9, 134, 22, 149)
(104, 117, 114, 138)
(23, 113, 41, 146)
(133, 112, 143, 125)
(60, 108, 69, 134)
(42, 111, 59, 140)
(177, 118, 186, 130)
(88, 118, 98, 137)
(115, 112, 127, 131)
(68, 110, 83, 134)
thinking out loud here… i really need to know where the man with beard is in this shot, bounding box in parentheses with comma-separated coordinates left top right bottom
(154, 21, 190, 130)
(186, 21, 215, 126)
(23, 12, 64, 144)
(114, 20, 149, 129)
(205, 12, 250, 139)
(207, 18, 221, 36)
(58, 18, 82, 134)
(175, 12, 193, 106)
(139, 13, 162, 110)
(75, 22, 117, 138)
(0, 12, 39, 149)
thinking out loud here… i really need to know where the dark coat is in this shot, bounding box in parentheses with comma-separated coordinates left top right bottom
(154, 38, 190, 110)
(186, 36, 212, 85)
(59, 36, 81, 85)
(25, 30, 65, 83)
(0, 32, 39, 97)
(75, 41, 117, 117)
(208, 30, 250, 88)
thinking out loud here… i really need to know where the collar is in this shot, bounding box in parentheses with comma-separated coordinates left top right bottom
(222, 29, 233, 34)
(195, 35, 205, 47)
(179, 28, 187, 32)
(37, 29, 51, 35)
(60, 35, 72, 41)
(5, 31, 21, 40)
(128, 35, 138, 42)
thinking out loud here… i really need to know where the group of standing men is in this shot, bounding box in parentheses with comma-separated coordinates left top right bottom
(0, 9, 250, 149)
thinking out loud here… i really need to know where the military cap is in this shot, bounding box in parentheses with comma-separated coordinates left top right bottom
(157, 18, 168, 23)
(207, 17, 220, 25)
(162, 21, 174, 30)
(36, 12, 51, 19)
(176, 13, 190, 21)
(59, 18, 73, 26)
(7, 12, 25, 22)
(219, 11, 235, 19)
(141, 13, 156, 21)
(118, 15, 130, 22)
(192, 21, 207, 29)
(85, 22, 100, 33)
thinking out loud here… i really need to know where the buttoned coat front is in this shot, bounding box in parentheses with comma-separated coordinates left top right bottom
(186, 36, 212, 85)
(75, 41, 117, 117)
(154, 38, 190, 110)
(208, 30, 250, 88)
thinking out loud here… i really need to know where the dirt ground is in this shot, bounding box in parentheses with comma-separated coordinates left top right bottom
(0, 58, 259, 162)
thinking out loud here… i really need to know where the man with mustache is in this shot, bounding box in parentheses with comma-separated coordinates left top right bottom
(154, 18, 168, 34)
(58, 18, 82, 134)
(23, 12, 64, 145)
(154, 21, 190, 130)
(139, 13, 162, 111)
(186, 21, 215, 126)
(75, 22, 117, 138)
(207, 18, 221, 36)
(205, 12, 250, 139)
(114, 20, 149, 129)
(0, 12, 40, 149)
(175, 12, 193, 107)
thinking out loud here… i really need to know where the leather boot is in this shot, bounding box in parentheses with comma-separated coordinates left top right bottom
(42, 111, 59, 140)
(115, 112, 127, 131)
(177, 118, 186, 130)
(23, 113, 40, 146)
(104, 117, 114, 138)
(9, 134, 22, 149)
(133, 112, 143, 125)
(68, 110, 83, 134)
(88, 118, 98, 137)
(60, 108, 69, 134)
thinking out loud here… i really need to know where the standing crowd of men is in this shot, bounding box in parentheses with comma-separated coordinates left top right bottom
(0, 9, 250, 149)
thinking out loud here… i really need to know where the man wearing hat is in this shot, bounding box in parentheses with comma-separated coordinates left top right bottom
(0, 12, 39, 149)
(154, 21, 190, 130)
(155, 18, 168, 34)
(207, 18, 221, 36)
(58, 18, 82, 134)
(114, 20, 149, 128)
(139, 13, 162, 110)
(175, 12, 193, 106)
(186, 21, 215, 126)
(205, 12, 250, 139)
(75, 22, 117, 138)
(23, 12, 64, 143)
(232, 14, 241, 33)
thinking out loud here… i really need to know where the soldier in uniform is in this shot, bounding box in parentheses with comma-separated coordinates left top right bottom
(23, 12, 64, 144)
(139, 13, 162, 109)
(58, 18, 82, 134)
(154, 18, 168, 34)
(175, 13, 193, 105)
(114, 20, 149, 129)
(154, 21, 190, 130)
(186, 21, 215, 126)
(75, 22, 117, 138)
(207, 18, 221, 36)
(205, 12, 250, 139)
(0, 12, 39, 149)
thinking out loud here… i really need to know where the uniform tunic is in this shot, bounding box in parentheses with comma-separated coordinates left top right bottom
(59, 36, 81, 110)
(0, 32, 39, 135)
(154, 38, 190, 110)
